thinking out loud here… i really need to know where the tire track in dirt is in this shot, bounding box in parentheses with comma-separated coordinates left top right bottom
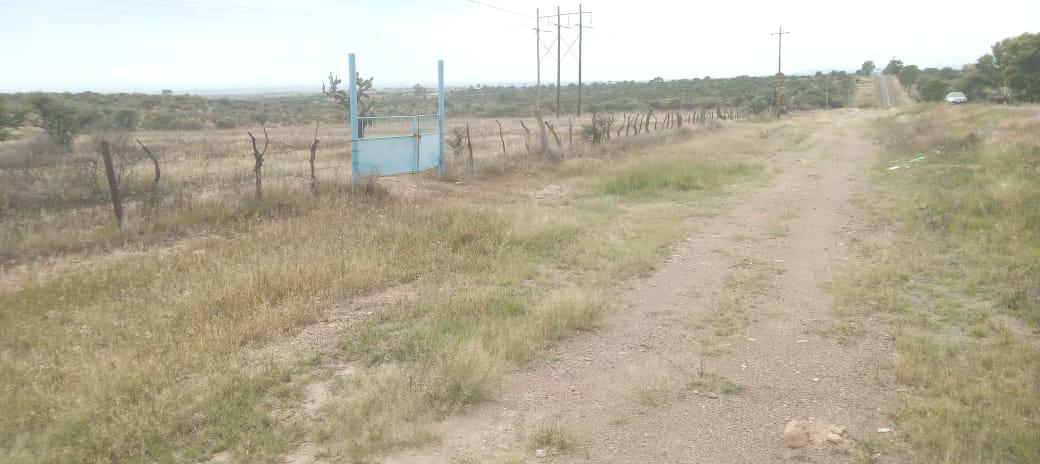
(382, 111, 904, 463)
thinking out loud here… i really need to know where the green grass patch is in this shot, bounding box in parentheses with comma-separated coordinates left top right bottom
(598, 162, 761, 196)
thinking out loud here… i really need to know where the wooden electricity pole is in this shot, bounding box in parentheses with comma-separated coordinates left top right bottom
(556, 6, 562, 118)
(533, 6, 591, 118)
(535, 8, 541, 113)
(771, 26, 790, 118)
(577, 3, 583, 117)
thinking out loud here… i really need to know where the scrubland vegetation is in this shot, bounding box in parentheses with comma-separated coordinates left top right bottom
(832, 104, 1039, 462)
(0, 72, 853, 137)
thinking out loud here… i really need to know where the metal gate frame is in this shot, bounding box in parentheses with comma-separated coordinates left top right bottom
(349, 53, 445, 184)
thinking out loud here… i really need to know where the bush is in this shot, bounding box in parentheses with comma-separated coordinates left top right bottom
(26, 95, 97, 150)
(144, 112, 206, 131)
(446, 127, 466, 156)
(113, 109, 140, 131)
(582, 114, 612, 144)
(917, 78, 950, 102)
(0, 98, 26, 141)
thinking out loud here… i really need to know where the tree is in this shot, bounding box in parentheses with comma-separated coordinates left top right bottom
(323, 72, 374, 136)
(954, 69, 991, 101)
(859, 61, 876, 76)
(412, 84, 427, 98)
(974, 53, 1000, 84)
(323, 72, 373, 116)
(917, 77, 949, 101)
(161, 89, 173, 96)
(883, 59, 903, 75)
(114, 109, 140, 131)
(252, 113, 270, 126)
(0, 99, 27, 141)
(897, 65, 920, 91)
(950, 53, 1002, 102)
(27, 95, 97, 150)
(991, 32, 1040, 102)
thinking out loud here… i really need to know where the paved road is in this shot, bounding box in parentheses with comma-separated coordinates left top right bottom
(875, 74, 896, 108)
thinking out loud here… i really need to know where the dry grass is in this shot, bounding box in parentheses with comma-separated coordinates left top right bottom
(831, 104, 1040, 463)
(853, 77, 878, 108)
(0, 114, 677, 263)
(0, 114, 810, 462)
(527, 423, 574, 455)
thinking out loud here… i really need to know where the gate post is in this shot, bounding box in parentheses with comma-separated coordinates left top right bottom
(437, 59, 446, 177)
(412, 115, 420, 172)
(349, 53, 359, 186)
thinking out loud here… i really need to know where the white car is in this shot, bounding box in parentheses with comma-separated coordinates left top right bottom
(945, 92, 967, 104)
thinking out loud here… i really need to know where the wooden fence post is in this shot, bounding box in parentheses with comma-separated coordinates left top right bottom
(520, 120, 532, 154)
(496, 119, 506, 157)
(545, 121, 562, 148)
(309, 121, 319, 194)
(99, 141, 124, 232)
(567, 118, 573, 148)
(465, 122, 474, 173)
(135, 138, 161, 218)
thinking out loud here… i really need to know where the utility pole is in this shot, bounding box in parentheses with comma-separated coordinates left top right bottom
(534, 6, 591, 117)
(577, 4, 583, 116)
(771, 26, 790, 118)
(535, 8, 541, 113)
(556, 6, 562, 118)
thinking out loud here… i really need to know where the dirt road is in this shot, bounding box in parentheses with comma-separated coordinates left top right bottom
(384, 110, 902, 463)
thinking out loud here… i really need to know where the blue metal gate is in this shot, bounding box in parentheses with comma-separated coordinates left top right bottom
(349, 54, 445, 184)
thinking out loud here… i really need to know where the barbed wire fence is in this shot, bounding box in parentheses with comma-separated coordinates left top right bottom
(81, 107, 753, 231)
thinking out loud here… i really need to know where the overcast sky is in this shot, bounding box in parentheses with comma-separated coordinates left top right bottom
(1, 0, 1038, 93)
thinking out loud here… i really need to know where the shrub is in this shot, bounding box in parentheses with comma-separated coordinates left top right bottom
(144, 112, 206, 131)
(0, 98, 27, 141)
(917, 78, 950, 102)
(113, 109, 140, 131)
(26, 95, 97, 150)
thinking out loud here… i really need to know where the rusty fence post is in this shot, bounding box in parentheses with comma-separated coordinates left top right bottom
(465, 122, 474, 173)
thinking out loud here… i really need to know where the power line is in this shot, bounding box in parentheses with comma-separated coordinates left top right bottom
(0, 0, 527, 26)
(95, 0, 460, 24)
(465, 0, 532, 19)
(533, 5, 591, 117)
